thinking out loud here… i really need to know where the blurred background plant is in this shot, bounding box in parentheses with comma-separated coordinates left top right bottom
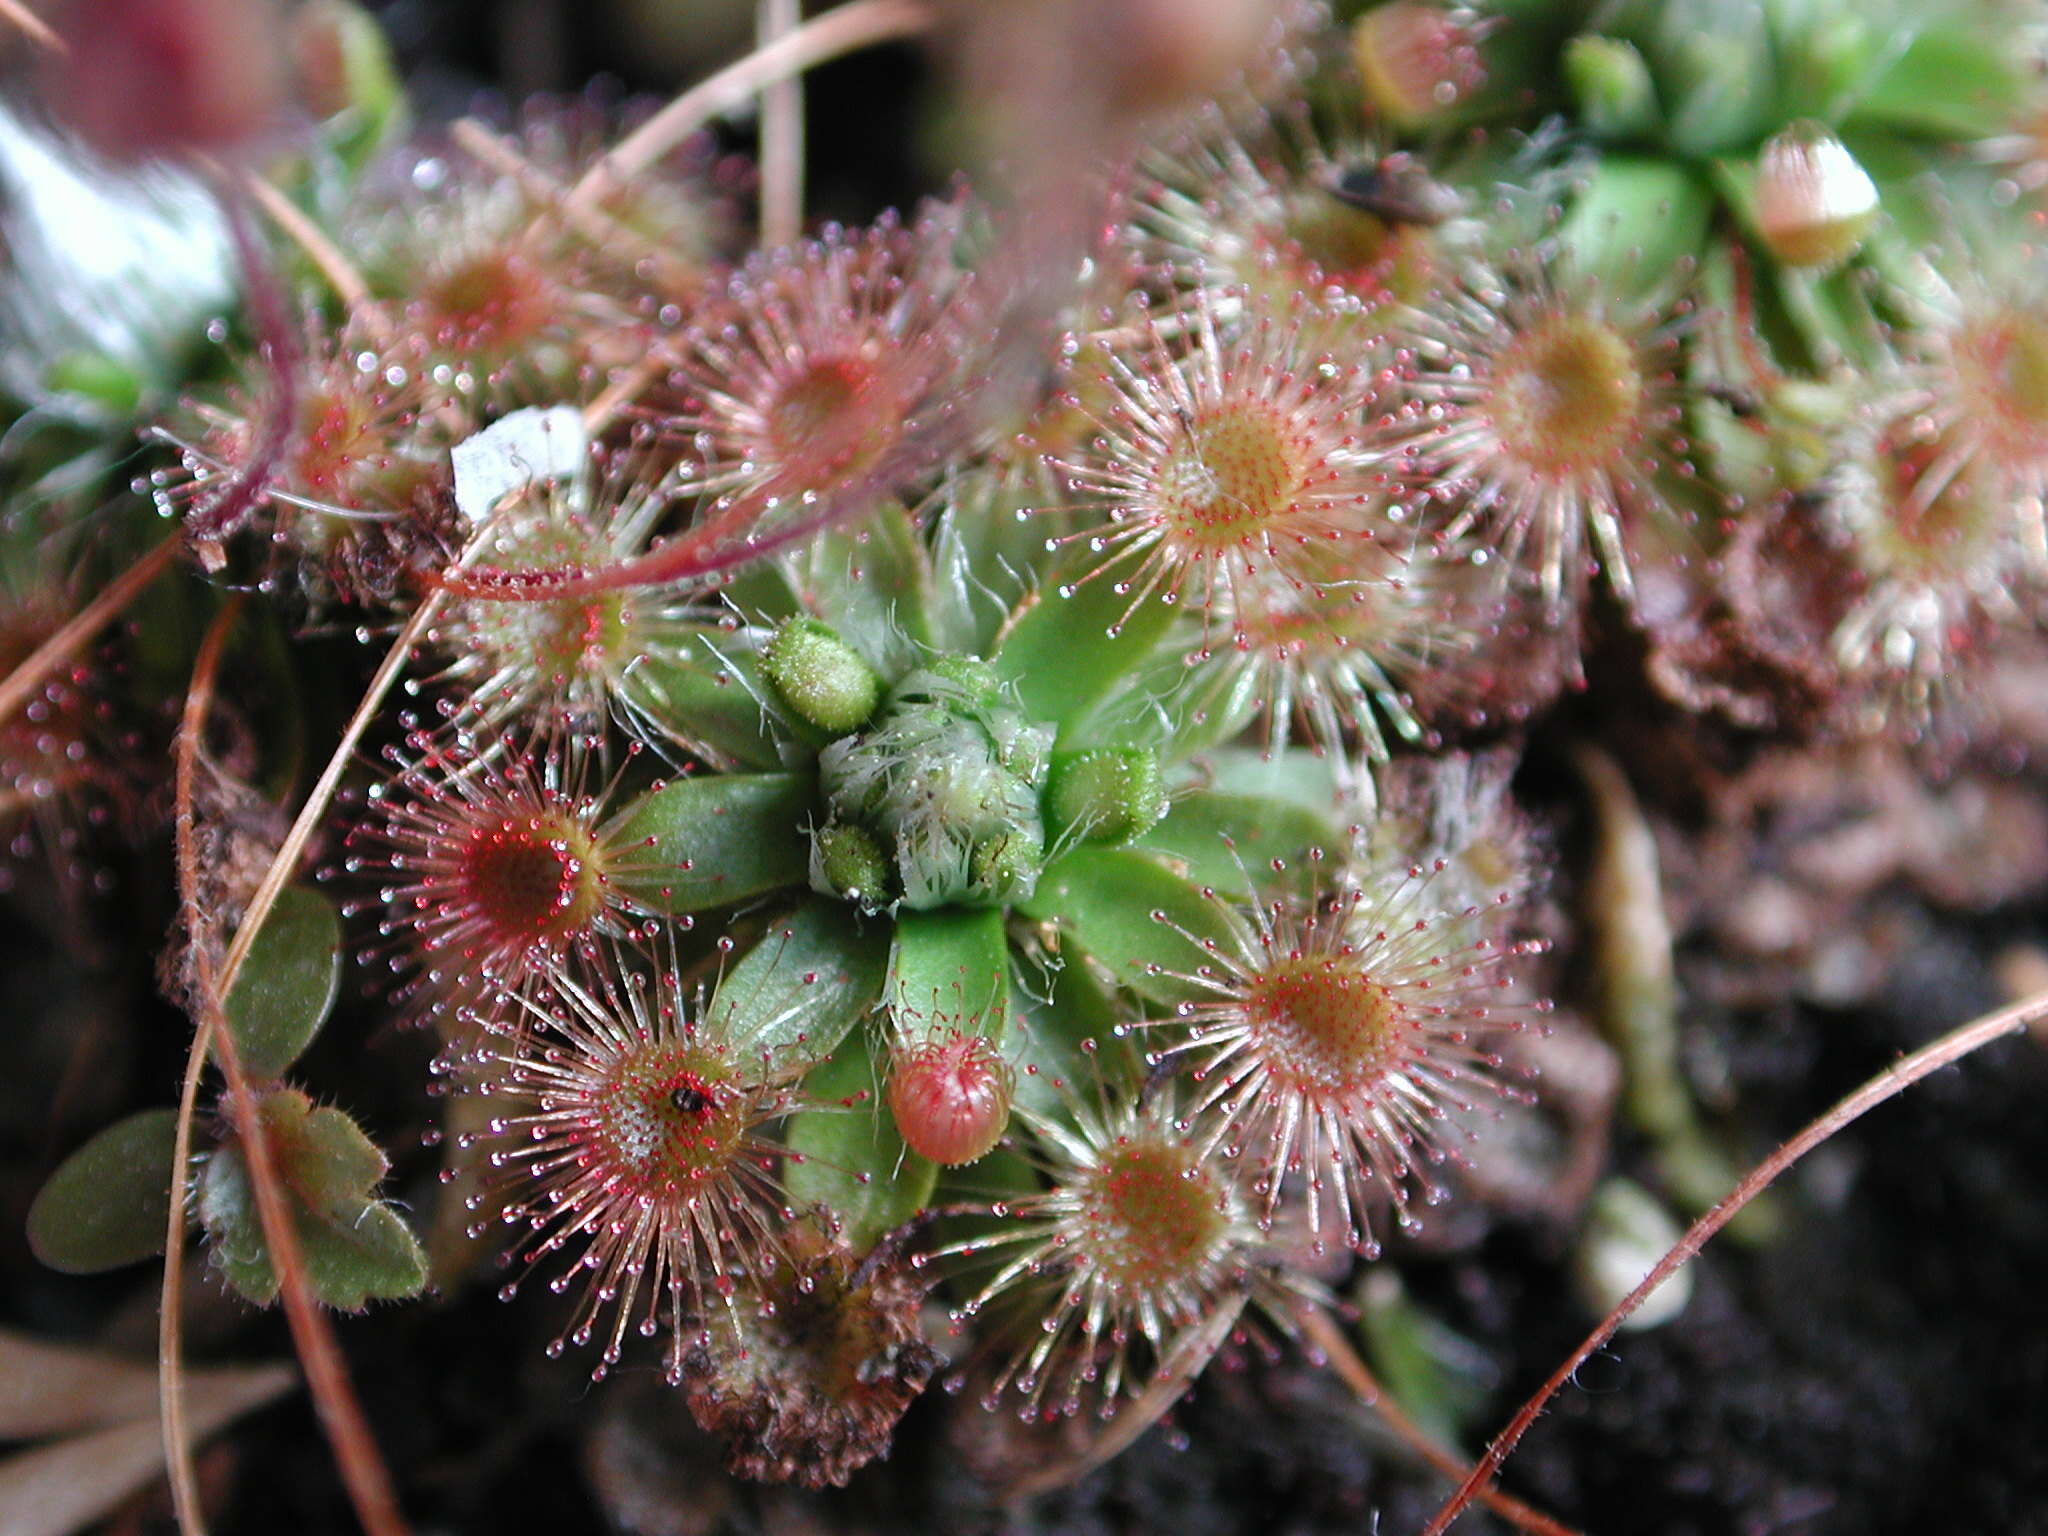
(3, 2, 2047, 1533)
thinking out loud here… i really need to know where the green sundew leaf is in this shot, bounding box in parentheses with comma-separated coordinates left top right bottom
(1018, 846, 1243, 1007)
(304, 0, 409, 174)
(1659, 23, 1775, 157)
(929, 482, 1041, 656)
(784, 1030, 938, 1252)
(1558, 157, 1714, 301)
(716, 559, 803, 625)
(787, 502, 934, 666)
(196, 1089, 426, 1310)
(1767, 3, 1895, 124)
(1139, 789, 1340, 895)
(704, 897, 889, 1064)
(609, 772, 813, 914)
(992, 552, 1182, 735)
(888, 907, 1010, 1040)
(1156, 653, 1262, 759)
(1355, 1270, 1493, 1453)
(44, 351, 145, 417)
(1846, 23, 2030, 141)
(223, 886, 343, 1081)
(27, 1110, 180, 1273)
(1008, 950, 1137, 1130)
(1200, 747, 1346, 819)
(620, 634, 789, 773)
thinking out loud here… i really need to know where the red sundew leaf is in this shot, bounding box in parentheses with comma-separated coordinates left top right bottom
(434, 191, 1101, 603)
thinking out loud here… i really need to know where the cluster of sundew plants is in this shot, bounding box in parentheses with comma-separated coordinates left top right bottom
(11, 0, 2048, 1527)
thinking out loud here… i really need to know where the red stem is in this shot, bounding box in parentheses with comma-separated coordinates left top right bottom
(1417, 992, 2046, 1535)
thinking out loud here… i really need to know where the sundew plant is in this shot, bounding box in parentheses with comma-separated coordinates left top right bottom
(9, 1, 2048, 1531)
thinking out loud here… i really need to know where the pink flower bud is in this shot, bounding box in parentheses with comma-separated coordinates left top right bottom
(886, 1030, 1012, 1166)
(1754, 124, 1878, 271)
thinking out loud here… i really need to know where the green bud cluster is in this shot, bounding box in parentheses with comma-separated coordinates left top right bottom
(813, 659, 1054, 911)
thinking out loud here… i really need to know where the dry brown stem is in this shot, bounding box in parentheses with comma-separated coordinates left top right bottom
(1418, 988, 2048, 1535)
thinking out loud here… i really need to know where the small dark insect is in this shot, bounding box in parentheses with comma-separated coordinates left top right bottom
(670, 1081, 713, 1115)
(1327, 155, 1463, 226)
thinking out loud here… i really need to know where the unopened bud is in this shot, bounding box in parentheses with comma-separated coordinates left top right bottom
(1046, 748, 1169, 847)
(887, 1030, 1013, 1166)
(762, 617, 881, 735)
(810, 822, 893, 911)
(48, 0, 286, 164)
(1754, 124, 1878, 270)
(1352, 3, 1485, 129)
(1564, 35, 1658, 142)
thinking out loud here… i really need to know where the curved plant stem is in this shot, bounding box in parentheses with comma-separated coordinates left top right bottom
(159, 508, 502, 1531)
(0, 528, 181, 729)
(1298, 1306, 1581, 1536)
(214, 587, 447, 1001)
(449, 118, 700, 295)
(167, 597, 415, 1536)
(0, 0, 58, 50)
(757, 0, 806, 250)
(160, 597, 244, 1536)
(560, 0, 931, 222)
(242, 171, 392, 341)
(1418, 987, 2048, 1536)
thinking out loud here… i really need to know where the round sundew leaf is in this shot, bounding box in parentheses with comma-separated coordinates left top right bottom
(1137, 789, 1340, 895)
(784, 1028, 938, 1253)
(27, 1109, 181, 1273)
(1017, 846, 1244, 1008)
(703, 896, 890, 1065)
(223, 884, 343, 1081)
(608, 772, 813, 914)
(991, 551, 1181, 735)
(887, 907, 1010, 1042)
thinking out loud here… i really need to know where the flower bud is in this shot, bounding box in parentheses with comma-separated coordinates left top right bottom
(763, 618, 882, 735)
(1564, 35, 1658, 141)
(1352, 3, 1485, 129)
(1753, 123, 1878, 270)
(1046, 748, 1169, 847)
(815, 661, 1053, 910)
(809, 821, 894, 912)
(48, 0, 285, 164)
(886, 1030, 1013, 1166)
